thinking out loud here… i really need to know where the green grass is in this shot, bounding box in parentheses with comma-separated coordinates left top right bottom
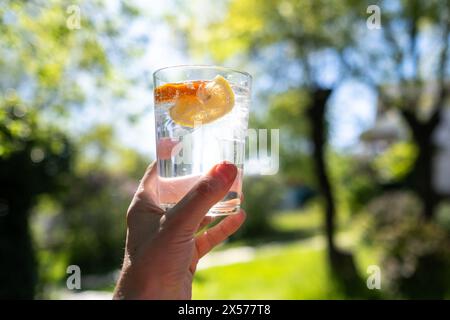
(210, 204, 324, 250)
(193, 237, 382, 299)
(193, 240, 340, 299)
(193, 206, 384, 300)
(270, 204, 322, 233)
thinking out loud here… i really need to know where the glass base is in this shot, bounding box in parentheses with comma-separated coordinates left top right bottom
(160, 203, 240, 216)
(207, 205, 240, 216)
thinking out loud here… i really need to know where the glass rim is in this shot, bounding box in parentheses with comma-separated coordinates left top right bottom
(153, 64, 252, 83)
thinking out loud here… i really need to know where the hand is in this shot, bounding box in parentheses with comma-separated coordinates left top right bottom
(113, 162, 246, 300)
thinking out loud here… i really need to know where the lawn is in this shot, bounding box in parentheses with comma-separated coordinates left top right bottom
(193, 238, 381, 299)
(270, 204, 323, 233)
(193, 207, 382, 299)
(193, 239, 344, 299)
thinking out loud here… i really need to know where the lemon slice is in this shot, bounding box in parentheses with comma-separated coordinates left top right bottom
(169, 75, 235, 127)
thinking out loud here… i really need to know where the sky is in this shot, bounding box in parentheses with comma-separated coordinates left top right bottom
(73, 0, 377, 159)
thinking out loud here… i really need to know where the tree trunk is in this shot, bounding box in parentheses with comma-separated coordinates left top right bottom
(307, 88, 337, 254)
(0, 152, 37, 299)
(401, 109, 441, 219)
(307, 88, 364, 295)
(0, 199, 36, 299)
(412, 134, 437, 219)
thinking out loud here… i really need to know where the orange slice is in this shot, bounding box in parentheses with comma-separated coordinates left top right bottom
(155, 81, 203, 103)
(155, 75, 235, 127)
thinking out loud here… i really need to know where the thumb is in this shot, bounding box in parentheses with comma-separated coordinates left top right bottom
(165, 162, 237, 231)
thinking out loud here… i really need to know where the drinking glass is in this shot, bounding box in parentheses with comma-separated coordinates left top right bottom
(153, 65, 252, 215)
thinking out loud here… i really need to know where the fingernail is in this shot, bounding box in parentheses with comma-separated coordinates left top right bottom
(213, 162, 237, 184)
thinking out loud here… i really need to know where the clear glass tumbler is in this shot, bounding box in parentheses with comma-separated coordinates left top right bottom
(153, 65, 252, 215)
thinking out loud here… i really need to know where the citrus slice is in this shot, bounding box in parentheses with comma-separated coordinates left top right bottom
(155, 81, 203, 103)
(156, 75, 235, 128)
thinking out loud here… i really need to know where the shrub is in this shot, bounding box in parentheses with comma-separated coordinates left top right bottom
(365, 191, 450, 298)
(237, 175, 285, 239)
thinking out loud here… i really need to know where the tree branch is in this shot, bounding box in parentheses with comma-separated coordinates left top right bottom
(432, 2, 450, 113)
(401, 108, 420, 130)
(408, 0, 420, 79)
(383, 17, 406, 83)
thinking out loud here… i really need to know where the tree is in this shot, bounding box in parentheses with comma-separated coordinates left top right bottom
(0, 0, 141, 298)
(343, 0, 450, 219)
(0, 103, 71, 299)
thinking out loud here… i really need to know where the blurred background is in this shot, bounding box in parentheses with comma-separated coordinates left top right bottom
(1, 0, 450, 299)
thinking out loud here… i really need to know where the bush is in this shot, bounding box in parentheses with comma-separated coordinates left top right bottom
(60, 171, 134, 275)
(33, 169, 136, 288)
(365, 191, 450, 298)
(237, 176, 285, 239)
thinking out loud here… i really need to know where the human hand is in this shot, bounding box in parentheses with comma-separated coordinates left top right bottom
(113, 162, 246, 300)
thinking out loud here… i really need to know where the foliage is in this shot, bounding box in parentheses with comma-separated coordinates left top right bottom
(0, 102, 72, 298)
(58, 170, 131, 274)
(436, 201, 450, 233)
(31, 124, 149, 295)
(373, 142, 418, 183)
(352, 0, 450, 220)
(0, 0, 143, 298)
(333, 155, 381, 214)
(0, 1, 111, 116)
(185, 0, 363, 64)
(267, 89, 316, 184)
(0, 101, 72, 182)
(365, 191, 450, 298)
(59, 125, 148, 275)
(238, 176, 285, 238)
(345, 171, 380, 214)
